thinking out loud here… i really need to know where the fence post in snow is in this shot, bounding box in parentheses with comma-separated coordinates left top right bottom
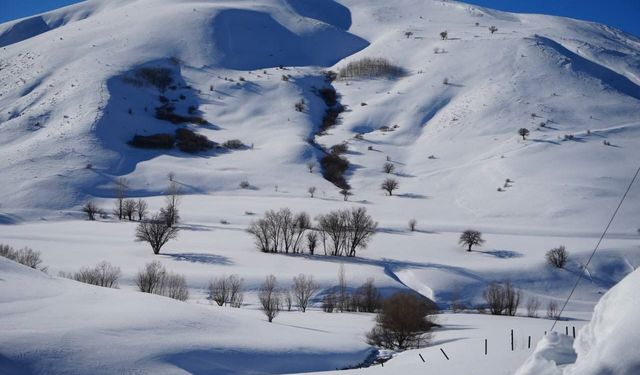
(528, 336, 531, 349)
(572, 326, 576, 339)
(485, 339, 487, 355)
(419, 354, 425, 363)
(566, 326, 569, 336)
(511, 329, 514, 351)
(440, 348, 450, 360)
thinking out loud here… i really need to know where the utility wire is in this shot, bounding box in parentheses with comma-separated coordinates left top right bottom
(550, 166, 640, 331)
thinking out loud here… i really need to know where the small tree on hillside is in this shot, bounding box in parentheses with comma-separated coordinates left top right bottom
(135, 214, 179, 254)
(292, 274, 319, 312)
(383, 162, 395, 174)
(259, 275, 281, 322)
(518, 128, 530, 140)
(307, 231, 318, 255)
(409, 218, 417, 232)
(366, 292, 437, 350)
(340, 189, 352, 201)
(82, 201, 100, 221)
(546, 246, 568, 268)
(113, 177, 129, 220)
(488, 25, 498, 34)
(308, 186, 316, 198)
(135, 199, 148, 221)
(459, 229, 484, 251)
(381, 178, 399, 196)
(123, 199, 137, 221)
(440, 31, 448, 40)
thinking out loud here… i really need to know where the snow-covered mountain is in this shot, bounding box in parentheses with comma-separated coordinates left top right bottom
(1, 0, 639, 374)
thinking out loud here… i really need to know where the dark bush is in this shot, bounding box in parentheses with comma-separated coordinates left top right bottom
(318, 87, 338, 106)
(155, 104, 207, 125)
(546, 246, 568, 268)
(330, 143, 348, 155)
(135, 67, 173, 92)
(129, 133, 175, 149)
(222, 139, 245, 149)
(175, 128, 214, 153)
(320, 106, 345, 133)
(321, 153, 350, 189)
(338, 58, 406, 79)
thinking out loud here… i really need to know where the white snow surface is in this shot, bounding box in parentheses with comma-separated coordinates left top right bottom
(1, 0, 639, 374)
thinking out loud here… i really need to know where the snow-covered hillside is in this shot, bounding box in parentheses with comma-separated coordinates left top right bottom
(0, 0, 639, 374)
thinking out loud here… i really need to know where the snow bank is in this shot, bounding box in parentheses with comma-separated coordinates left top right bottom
(564, 268, 640, 375)
(515, 332, 575, 375)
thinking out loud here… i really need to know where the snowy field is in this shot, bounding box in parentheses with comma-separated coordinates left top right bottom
(1, 0, 639, 374)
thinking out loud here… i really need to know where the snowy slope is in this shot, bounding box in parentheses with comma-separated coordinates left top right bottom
(1, 0, 639, 374)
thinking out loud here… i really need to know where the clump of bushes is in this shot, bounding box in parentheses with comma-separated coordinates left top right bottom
(129, 133, 175, 149)
(134, 67, 173, 92)
(483, 281, 521, 316)
(321, 153, 350, 189)
(222, 139, 245, 149)
(0, 244, 44, 270)
(59, 261, 121, 288)
(546, 246, 568, 268)
(338, 57, 406, 79)
(135, 260, 189, 301)
(175, 128, 214, 153)
(320, 106, 345, 133)
(318, 87, 338, 106)
(155, 104, 206, 125)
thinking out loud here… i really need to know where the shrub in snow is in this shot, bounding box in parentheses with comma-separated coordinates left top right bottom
(546, 246, 568, 268)
(175, 128, 214, 153)
(320, 153, 350, 189)
(409, 218, 417, 232)
(239, 180, 250, 189)
(440, 31, 448, 40)
(338, 58, 406, 79)
(135, 67, 173, 92)
(353, 278, 382, 313)
(459, 229, 484, 251)
(246, 209, 310, 254)
(0, 244, 44, 270)
(546, 301, 560, 320)
(294, 99, 305, 112)
(383, 162, 395, 174)
(82, 201, 102, 220)
(259, 275, 281, 322)
(292, 274, 319, 312)
(483, 281, 520, 316)
(366, 292, 438, 350)
(489, 25, 498, 34)
(316, 207, 377, 257)
(135, 261, 189, 301)
(135, 214, 179, 254)
(519, 127, 530, 140)
(208, 274, 244, 307)
(222, 139, 244, 149)
(60, 261, 121, 288)
(129, 133, 175, 149)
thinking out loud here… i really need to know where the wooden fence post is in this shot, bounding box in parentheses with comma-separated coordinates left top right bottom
(440, 348, 450, 360)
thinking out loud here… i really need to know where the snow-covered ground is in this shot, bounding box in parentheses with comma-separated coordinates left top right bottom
(1, 0, 639, 374)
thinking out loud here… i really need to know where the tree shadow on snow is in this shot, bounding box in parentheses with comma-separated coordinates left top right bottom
(164, 252, 233, 266)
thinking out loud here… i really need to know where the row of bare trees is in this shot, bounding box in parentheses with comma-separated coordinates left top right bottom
(247, 207, 377, 257)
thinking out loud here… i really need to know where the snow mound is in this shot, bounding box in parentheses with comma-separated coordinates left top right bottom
(515, 332, 576, 375)
(564, 268, 640, 375)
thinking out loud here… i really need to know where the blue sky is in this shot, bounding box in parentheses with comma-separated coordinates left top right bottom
(1, 0, 639, 37)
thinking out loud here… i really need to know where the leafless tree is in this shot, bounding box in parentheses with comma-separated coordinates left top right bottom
(383, 162, 395, 174)
(162, 181, 181, 227)
(292, 212, 311, 253)
(546, 301, 560, 320)
(340, 189, 352, 201)
(161, 273, 189, 301)
(354, 278, 381, 313)
(440, 31, 448, 40)
(82, 201, 101, 220)
(135, 199, 148, 221)
(123, 199, 137, 221)
(459, 230, 484, 251)
(518, 128, 530, 140)
(488, 25, 498, 34)
(323, 292, 336, 312)
(61, 261, 121, 288)
(292, 274, 319, 312)
(247, 219, 271, 252)
(503, 281, 521, 316)
(345, 207, 378, 257)
(209, 276, 230, 306)
(308, 186, 316, 198)
(135, 214, 179, 254)
(381, 178, 399, 196)
(113, 177, 129, 220)
(135, 261, 166, 293)
(307, 231, 318, 255)
(526, 297, 540, 318)
(259, 275, 281, 322)
(367, 292, 437, 350)
(228, 274, 244, 308)
(546, 246, 568, 268)
(284, 289, 293, 311)
(409, 218, 417, 232)
(483, 282, 506, 315)
(0, 245, 44, 270)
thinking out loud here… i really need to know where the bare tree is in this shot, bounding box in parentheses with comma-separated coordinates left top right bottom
(306, 162, 316, 173)
(259, 275, 281, 322)
(337, 263, 348, 312)
(247, 219, 271, 252)
(323, 292, 336, 312)
(292, 212, 311, 253)
(459, 230, 484, 251)
(161, 180, 181, 227)
(546, 301, 560, 319)
(367, 292, 437, 350)
(381, 178, 399, 196)
(82, 201, 101, 220)
(383, 162, 395, 174)
(518, 128, 530, 140)
(307, 231, 318, 255)
(135, 214, 179, 254)
(161, 273, 189, 301)
(503, 281, 521, 316)
(340, 188, 352, 201)
(440, 31, 448, 40)
(208, 276, 229, 306)
(135, 261, 166, 293)
(135, 199, 148, 221)
(284, 289, 293, 311)
(526, 297, 540, 318)
(61, 261, 121, 288)
(488, 25, 498, 34)
(308, 186, 316, 198)
(123, 199, 137, 221)
(483, 282, 506, 315)
(345, 207, 378, 257)
(228, 274, 244, 308)
(354, 278, 381, 313)
(408, 218, 417, 232)
(546, 246, 569, 268)
(292, 274, 319, 312)
(113, 177, 129, 220)
(0, 245, 43, 269)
